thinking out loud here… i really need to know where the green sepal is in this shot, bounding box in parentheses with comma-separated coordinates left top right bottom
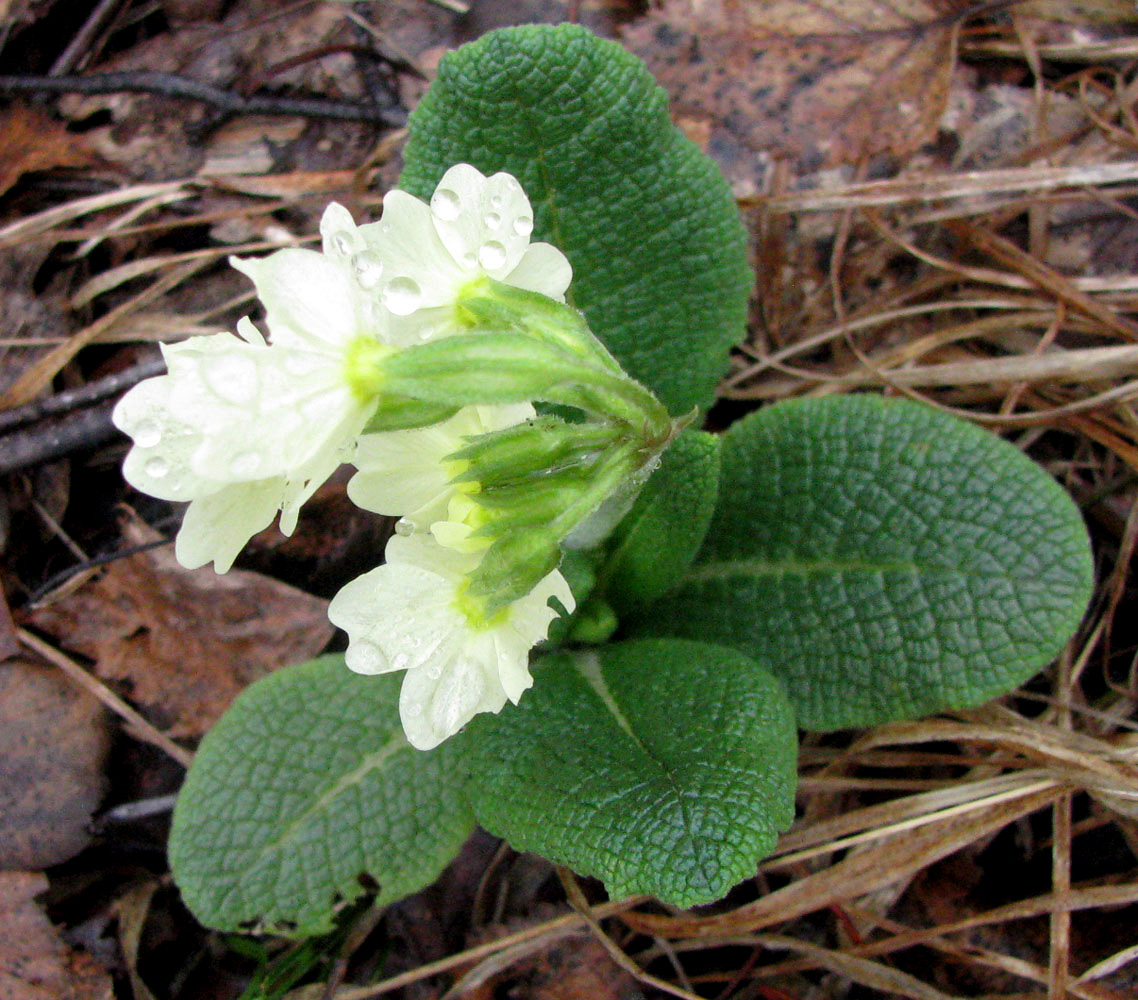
(380, 331, 665, 431)
(464, 530, 563, 614)
(450, 415, 622, 487)
(362, 396, 460, 433)
(458, 278, 623, 373)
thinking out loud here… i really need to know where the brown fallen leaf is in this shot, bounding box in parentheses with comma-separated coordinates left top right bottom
(27, 518, 334, 738)
(0, 871, 114, 1000)
(0, 104, 99, 199)
(623, 0, 970, 174)
(0, 659, 110, 871)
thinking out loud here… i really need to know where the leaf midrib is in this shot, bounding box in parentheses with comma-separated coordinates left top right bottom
(572, 653, 719, 894)
(218, 731, 408, 909)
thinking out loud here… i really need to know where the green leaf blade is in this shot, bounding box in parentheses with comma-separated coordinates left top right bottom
(169, 656, 474, 935)
(632, 396, 1095, 730)
(600, 429, 721, 611)
(399, 24, 751, 415)
(463, 639, 797, 906)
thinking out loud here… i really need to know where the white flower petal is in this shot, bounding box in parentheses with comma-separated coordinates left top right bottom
(505, 242, 572, 302)
(175, 478, 284, 572)
(331, 533, 571, 748)
(399, 644, 507, 750)
(429, 164, 533, 281)
(319, 202, 366, 259)
(114, 376, 216, 501)
(358, 191, 468, 313)
(186, 363, 356, 482)
(231, 249, 360, 350)
(348, 403, 534, 520)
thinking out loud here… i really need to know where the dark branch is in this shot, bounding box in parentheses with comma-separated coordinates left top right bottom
(0, 71, 407, 126)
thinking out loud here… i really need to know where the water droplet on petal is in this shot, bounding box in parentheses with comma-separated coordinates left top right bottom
(461, 250, 477, 266)
(351, 250, 384, 289)
(403, 702, 422, 718)
(490, 194, 503, 209)
(392, 652, 410, 671)
(133, 420, 161, 448)
(513, 215, 533, 237)
(230, 451, 261, 478)
(204, 354, 259, 406)
(426, 662, 442, 681)
(382, 276, 422, 315)
(484, 211, 502, 230)
(431, 188, 461, 221)
(350, 640, 386, 673)
(477, 241, 507, 270)
(330, 231, 354, 258)
(144, 455, 169, 479)
(394, 518, 414, 536)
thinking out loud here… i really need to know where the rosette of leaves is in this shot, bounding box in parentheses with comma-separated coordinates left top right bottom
(168, 24, 1094, 936)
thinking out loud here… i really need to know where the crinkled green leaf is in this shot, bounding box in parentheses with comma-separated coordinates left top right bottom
(463, 639, 797, 906)
(600, 430, 720, 611)
(399, 24, 751, 415)
(169, 656, 473, 935)
(631, 396, 1094, 730)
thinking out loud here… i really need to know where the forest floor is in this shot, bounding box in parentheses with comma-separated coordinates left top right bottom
(2, 1, 1138, 998)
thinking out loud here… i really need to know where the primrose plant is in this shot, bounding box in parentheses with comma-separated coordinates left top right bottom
(129, 26, 1093, 934)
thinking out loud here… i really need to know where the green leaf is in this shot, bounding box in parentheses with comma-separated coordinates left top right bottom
(631, 396, 1095, 730)
(599, 430, 721, 611)
(169, 656, 474, 936)
(399, 24, 751, 415)
(463, 639, 797, 907)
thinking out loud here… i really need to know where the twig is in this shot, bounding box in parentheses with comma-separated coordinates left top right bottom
(49, 0, 125, 76)
(0, 400, 119, 476)
(0, 356, 165, 435)
(0, 71, 407, 126)
(17, 627, 194, 767)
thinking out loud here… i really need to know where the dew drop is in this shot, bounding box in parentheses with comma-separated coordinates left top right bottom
(403, 702, 422, 718)
(350, 640, 386, 673)
(426, 662, 442, 681)
(392, 652, 410, 671)
(144, 455, 169, 479)
(204, 354, 259, 406)
(351, 250, 384, 289)
(394, 518, 414, 537)
(330, 231, 355, 258)
(513, 215, 533, 237)
(477, 241, 507, 270)
(484, 211, 502, 230)
(133, 420, 161, 448)
(382, 276, 422, 315)
(461, 250, 477, 266)
(490, 194, 503, 209)
(431, 188, 461, 221)
(230, 451, 261, 478)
